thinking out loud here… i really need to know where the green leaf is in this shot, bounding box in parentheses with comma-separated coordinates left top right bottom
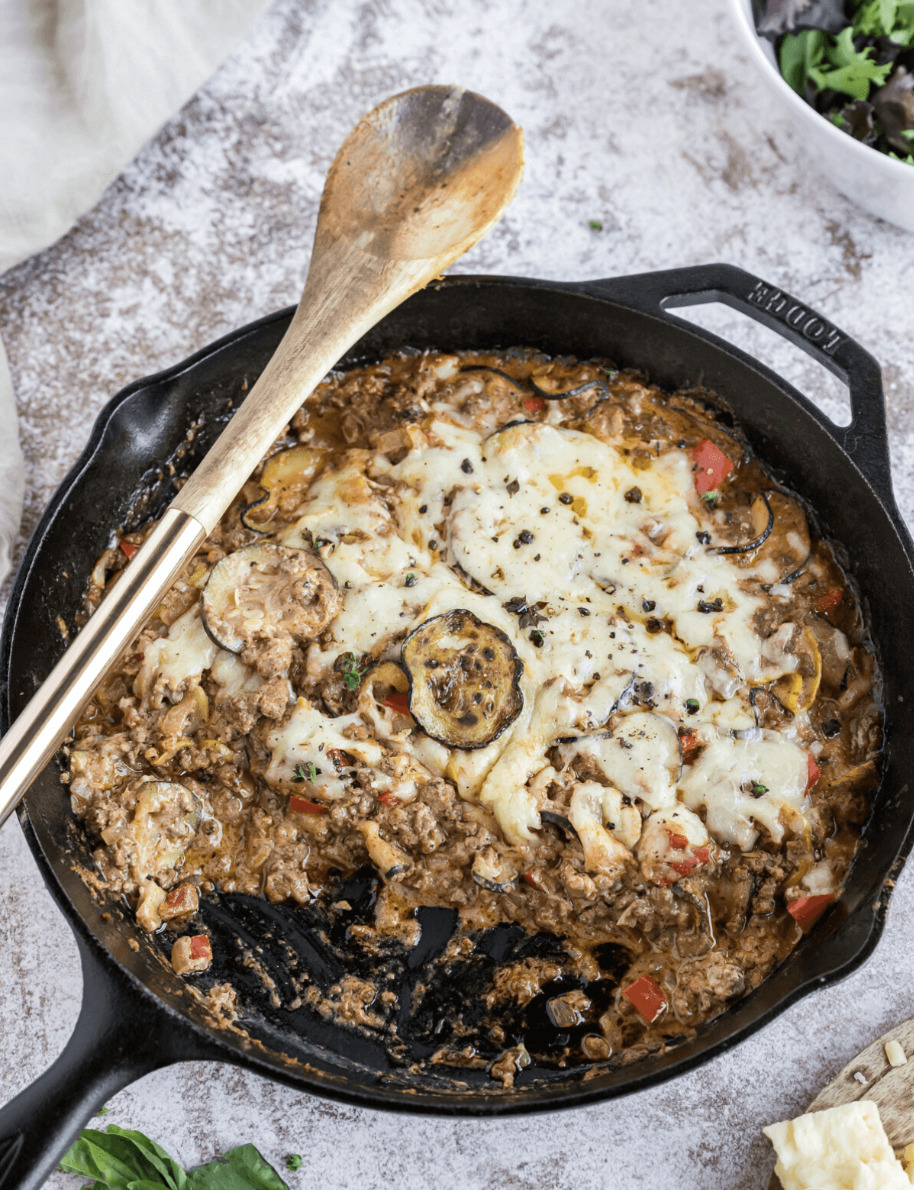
(854, 0, 914, 41)
(59, 1126, 188, 1190)
(189, 1144, 289, 1190)
(779, 29, 826, 93)
(285, 1154, 303, 1172)
(813, 57, 892, 99)
(827, 26, 863, 67)
(854, 0, 897, 35)
(61, 1128, 287, 1190)
(808, 31, 892, 100)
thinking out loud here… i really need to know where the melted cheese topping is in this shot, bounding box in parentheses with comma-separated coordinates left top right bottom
(679, 733, 810, 850)
(136, 607, 216, 705)
(137, 407, 817, 854)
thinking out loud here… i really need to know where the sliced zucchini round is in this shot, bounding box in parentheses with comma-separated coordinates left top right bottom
(771, 628, 822, 714)
(471, 847, 517, 893)
(754, 492, 811, 582)
(201, 543, 340, 654)
(458, 365, 528, 390)
(529, 377, 610, 402)
(401, 609, 523, 749)
(711, 492, 774, 556)
(241, 446, 326, 531)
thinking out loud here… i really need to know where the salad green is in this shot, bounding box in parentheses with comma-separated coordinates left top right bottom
(755, 0, 914, 163)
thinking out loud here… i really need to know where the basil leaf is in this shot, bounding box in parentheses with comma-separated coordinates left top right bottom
(189, 1144, 289, 1190)
(107, 1127, 190, 1190)
(61, 1126, 286, 1190)
(59, 1132, 166, 1187)
(60, 1125, 189, 1190)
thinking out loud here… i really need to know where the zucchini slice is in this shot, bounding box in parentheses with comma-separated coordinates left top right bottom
(771, 627, 822, 714)
(401, 609, 523, 749)
(711, 492, 774, 556)
(529, 377, 610, 402)
(201, 543, 340, 654)
(471, 847, 517, 892)
(754, 492, 811, 582)
(241, 446, 325, 531)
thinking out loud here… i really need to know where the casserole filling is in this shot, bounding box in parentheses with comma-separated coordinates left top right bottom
(67, 350, 881, 1077)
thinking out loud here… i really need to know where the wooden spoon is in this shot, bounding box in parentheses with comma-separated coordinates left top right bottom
(0, 85, 524, 826)
(767, 1017, 914, 1188)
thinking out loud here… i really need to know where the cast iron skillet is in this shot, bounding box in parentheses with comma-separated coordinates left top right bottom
(0, 264, 912, 1189)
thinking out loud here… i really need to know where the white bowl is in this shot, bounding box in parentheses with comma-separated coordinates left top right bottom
(730, 0, 914, 232)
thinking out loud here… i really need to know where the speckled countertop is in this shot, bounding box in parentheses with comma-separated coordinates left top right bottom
(1, 1, 913, 1186)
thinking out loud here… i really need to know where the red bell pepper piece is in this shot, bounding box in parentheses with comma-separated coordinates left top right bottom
(120, 540, 139, 560)
(787, 893, 835, 930)
(806, 753, 821, 794)
(188, 935, 212, 963)
(668, 848, 710, 878)
(815, 587, 843, 614)
(289, 795, 327, 816)
(524, 395, 546, 415)
(384, 692, 412, 717)
(623, 974, 667, 1023)
(377, 790, 398, 806)
(691, 438, 733, 496)
(668, 832, 689, 850)
(679, 727, 701, 760)
(163, 883, 197, 916)
(522, 871, 542, 888)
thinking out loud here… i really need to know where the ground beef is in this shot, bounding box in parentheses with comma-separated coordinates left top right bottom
(68, 348, 882, 1077)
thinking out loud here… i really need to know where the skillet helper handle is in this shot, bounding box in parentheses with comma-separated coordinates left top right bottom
(586, 263, 894, 507)
(0, 936, 191, 1190)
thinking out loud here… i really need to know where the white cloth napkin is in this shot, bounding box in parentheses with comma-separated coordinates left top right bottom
(0, 0, 272, 581)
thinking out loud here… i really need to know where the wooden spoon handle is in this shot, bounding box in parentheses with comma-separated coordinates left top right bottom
(0, 509, 205, 828)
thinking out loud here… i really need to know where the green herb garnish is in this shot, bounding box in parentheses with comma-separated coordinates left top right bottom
(588, 219, 603, 231)
(405, 572, 417, 587)
(341, 652, 364, 690)
(292, 762, 318, 783)
(285, 1155, 303, 1172)
(752, 781, 769, 796)
(59, 1124, 290, 1189)
(702, 491, 718, 505)
(95, 1107, 111, 1117)
(685, 698, 700, 714)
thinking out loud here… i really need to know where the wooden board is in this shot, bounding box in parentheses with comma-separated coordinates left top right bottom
(768, 1017, 914, 1188)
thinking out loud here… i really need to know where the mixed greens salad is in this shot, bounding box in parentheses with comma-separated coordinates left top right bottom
(754, 0, 914, 163)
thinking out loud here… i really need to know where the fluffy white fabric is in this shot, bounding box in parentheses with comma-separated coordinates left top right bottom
(0, 0, 271, 580)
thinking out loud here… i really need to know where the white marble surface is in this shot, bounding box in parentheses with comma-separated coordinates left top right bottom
(1, 0, 913, 1186)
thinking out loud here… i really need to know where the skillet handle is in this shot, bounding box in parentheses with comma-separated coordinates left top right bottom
(0, 933, 203, 1190)
(581, 263, 895, 508)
